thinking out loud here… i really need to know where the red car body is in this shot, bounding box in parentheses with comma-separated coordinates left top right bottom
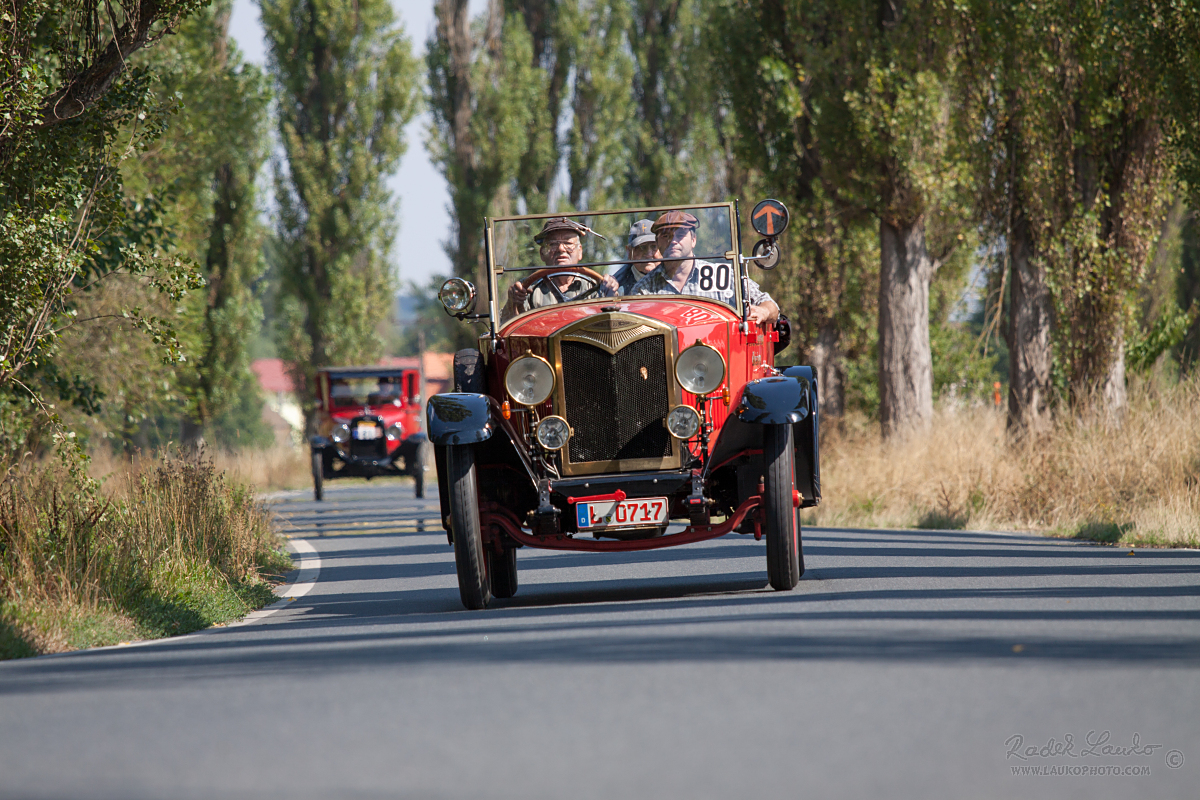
(428, 201, 820, 609)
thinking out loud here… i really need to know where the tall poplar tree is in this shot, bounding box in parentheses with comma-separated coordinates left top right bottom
(715, 0, 972, 432)
(960, 0, 1200, 423)
(261, 0, 419, 428)
(129, 0, 272, 446)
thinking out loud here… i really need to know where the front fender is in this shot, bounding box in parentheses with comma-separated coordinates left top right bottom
(426, 393, 496, 446)
(735, 375, 810, 425)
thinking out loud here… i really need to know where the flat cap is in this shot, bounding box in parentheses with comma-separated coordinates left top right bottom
(651, 210, 699, 234)
(534, 217, 587, 245)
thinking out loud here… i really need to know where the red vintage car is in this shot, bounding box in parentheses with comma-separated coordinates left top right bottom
(310, 366, 431, 500)
(429, 201, 820, 609)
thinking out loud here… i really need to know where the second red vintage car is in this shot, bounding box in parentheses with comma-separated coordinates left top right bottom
(429, 201, 820, 609)
(310, 366, 431, 500)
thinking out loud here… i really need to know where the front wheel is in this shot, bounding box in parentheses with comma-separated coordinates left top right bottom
(311, 450, 324, 502)
(446, 443, 491, 609)
(764, 423, 803, 590)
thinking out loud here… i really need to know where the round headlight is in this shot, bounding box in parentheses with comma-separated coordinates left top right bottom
(438, 278, 476, 313)
(331, 422, 350, 443)
(536, 416, 571, 450)
(675, 343, 725, 395)
(386, 422, 403, 442)
(505, 354, 555, 406)
(665, 405, 701, 439)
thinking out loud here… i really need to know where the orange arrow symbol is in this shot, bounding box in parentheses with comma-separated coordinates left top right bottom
(754, 204, 784, 235)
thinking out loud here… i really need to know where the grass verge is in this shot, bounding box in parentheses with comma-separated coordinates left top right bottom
(803, 373, 1200, 549)
(1, 451, 295, 660)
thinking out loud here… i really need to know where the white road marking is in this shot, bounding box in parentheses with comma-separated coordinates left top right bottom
(214, 538, 322, 629)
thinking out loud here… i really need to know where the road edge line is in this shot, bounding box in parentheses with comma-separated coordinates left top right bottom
(201, 538, 321, 632)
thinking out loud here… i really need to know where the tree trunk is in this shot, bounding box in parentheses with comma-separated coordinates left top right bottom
(878, 217, 934, 438)
(1004, 211, 1054, 434)
(807, 322, 845, 418)
(1101, 333, 1127, 420)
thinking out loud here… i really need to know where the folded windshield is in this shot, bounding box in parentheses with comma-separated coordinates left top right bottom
(488, 204, 740, 322)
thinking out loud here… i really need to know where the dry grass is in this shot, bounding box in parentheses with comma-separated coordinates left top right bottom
(1, 450, 293, 658)
(210, 445, 311, 491)
(91, 444, 312, 492)
(806, 374, 1200, 547)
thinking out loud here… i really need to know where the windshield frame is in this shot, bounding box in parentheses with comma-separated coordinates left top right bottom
(484, 201, 744, 332)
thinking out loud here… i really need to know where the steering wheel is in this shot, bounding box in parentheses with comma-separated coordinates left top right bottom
(521, 266, 606, 303)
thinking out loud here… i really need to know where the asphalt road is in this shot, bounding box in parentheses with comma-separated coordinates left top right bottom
(2, 481, 1199, 800)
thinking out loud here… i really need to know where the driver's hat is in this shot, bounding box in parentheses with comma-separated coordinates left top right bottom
(534, 217, 588, 245)
(651, 210, 699, 235)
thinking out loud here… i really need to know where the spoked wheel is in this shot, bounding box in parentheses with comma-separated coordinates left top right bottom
(763, 423, 804, 590)
(311, 450, 324, 502)
(446, 443, 491, 609)
(489, 546, 518, 599)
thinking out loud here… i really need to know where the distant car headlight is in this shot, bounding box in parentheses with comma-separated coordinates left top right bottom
(505, 354, 555, 406)
(438, 278, 476, 314)
(535, 416, 571, 450)
(331, 423, 351, 444)
(665, 405, 701, 439)
(674, 343, 725, 395)
(386, 422, 403, 442)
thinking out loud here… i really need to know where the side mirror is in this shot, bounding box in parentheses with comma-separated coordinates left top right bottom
(751, 239, 781, 270)
(438, 278, 477, 318)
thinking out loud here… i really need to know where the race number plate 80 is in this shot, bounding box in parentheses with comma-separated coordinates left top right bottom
(577, 497, 668, 529)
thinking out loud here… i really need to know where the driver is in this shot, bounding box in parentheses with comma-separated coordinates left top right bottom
(631, 210, 780, 325)
(502, 217, 600, 320)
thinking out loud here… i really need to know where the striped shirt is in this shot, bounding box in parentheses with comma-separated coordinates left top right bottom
(630, 259, 772, 308)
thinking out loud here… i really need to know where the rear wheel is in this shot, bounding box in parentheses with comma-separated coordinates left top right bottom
(311, 450, 324, 502)
(764, 423, 803, 590)
(489, 546, 518, 599)
(446, 443, 491, 609)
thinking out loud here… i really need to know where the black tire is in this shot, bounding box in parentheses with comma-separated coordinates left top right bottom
(489, 546, 518, 599)
(764, 423, 803, 590)
(311, 450, 324, 502)
(446, 443, 491, 609)
(454, 349, 486, 393)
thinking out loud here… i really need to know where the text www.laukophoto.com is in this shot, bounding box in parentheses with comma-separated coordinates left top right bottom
(1011, 764, 1151, 776)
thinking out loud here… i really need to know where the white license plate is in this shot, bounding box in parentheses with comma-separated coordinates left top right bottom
(355, 422, 379, 440)
(576, 497, 668, 529)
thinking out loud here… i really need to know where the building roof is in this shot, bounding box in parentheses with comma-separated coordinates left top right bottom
(251, 358, 294, 394)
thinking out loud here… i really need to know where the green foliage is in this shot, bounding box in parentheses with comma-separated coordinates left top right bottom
(263, 0, 419, 424)
(960, 0, 1200, 407)
(1128, 302, 1200, 372)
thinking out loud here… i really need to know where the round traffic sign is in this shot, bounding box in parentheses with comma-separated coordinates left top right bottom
(750, 199, 790, 237)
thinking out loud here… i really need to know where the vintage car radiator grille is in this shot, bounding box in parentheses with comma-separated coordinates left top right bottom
(561, 336, 673, 464)
(348, 418, 386, 460)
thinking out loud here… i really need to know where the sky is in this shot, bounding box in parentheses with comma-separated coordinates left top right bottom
(228, 0, 464, 290)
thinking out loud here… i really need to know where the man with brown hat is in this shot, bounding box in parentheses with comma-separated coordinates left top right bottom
(502, 217, 605, 321)
(631, 210, 779, 324)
